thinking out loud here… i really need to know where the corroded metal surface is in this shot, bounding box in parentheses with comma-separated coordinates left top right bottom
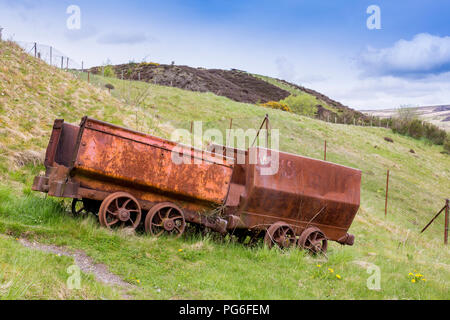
(73, 117, 234, 206)
(225, 147, 361, 242)
(34, 117, 362, 247)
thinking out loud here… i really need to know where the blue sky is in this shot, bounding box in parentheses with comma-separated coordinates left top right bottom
(1, 0, 450, 109)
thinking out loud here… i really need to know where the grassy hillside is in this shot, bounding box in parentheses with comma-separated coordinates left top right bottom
(0, 41, 449, 300)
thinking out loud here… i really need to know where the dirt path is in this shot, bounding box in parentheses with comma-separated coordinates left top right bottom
(18, 239, 133, 290)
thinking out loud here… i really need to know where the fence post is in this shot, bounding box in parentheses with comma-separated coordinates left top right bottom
(66, 57, 69, 70)
(34, 42, 37, 58)
(385, 170, 390, 217)
(88, 71, 90, 83)
(61, 56, 64, 69)
(445, 199, 449, 245)
(81, 61, 84, 72)
(0, 27, 3, 41)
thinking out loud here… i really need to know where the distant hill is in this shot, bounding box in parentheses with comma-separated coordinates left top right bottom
(89, 63, 367, 122)
(362, 105, 450, 131)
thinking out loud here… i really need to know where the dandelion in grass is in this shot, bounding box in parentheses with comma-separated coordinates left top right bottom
(411, 279, 416, 283)
(336, 274, 342, 280)
(328, 268, 334, 273)
(316, 264, 322, 268)
(178, 249, 183, 252)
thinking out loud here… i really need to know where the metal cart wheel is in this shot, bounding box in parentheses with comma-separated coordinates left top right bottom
(264, 222, 297, 249)
(145, 202, 186, 238)
(298, 227, 328, 254)
(98, 192, 142, 230)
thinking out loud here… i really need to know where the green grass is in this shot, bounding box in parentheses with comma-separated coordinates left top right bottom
(0, 40, 449, 299)
(0, 188, 447, 300)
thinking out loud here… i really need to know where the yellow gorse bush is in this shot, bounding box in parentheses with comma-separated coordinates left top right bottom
(260, 101, 292, 112)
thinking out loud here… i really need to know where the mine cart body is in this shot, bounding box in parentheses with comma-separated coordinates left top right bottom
(34, 117, 361, 250)
(210, 145, 361, 245)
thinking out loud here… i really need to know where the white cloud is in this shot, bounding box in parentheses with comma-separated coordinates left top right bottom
(360, 33, 450, 78)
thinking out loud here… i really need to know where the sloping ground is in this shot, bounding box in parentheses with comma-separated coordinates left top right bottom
(253, 74, 368, 121)
(89, 62, 368, 123)
(90, 63, 291, 104)
(0, 41, 449, 299)
(0, 41, 150, 178)
(362, 106, 450, 132)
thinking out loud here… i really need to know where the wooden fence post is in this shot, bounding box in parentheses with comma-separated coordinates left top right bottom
(385, 170, 390, 217)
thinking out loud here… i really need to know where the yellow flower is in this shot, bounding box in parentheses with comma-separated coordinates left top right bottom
(421, 278, 427, 282)
(408, 273, 414, 277)
(328, 268, 334, 273)
(136, 280, 140, 284)
(316, 264, 322, 268)
(415, 274, 423, 278)
(178, 249, 183, 252)
(411, 279, 416, 283)
(336, 275, 342, 280)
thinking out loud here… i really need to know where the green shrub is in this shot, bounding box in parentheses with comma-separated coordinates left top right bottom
(424, 123, 447, 145)
(103, 65, 116, 78)
(444, 136, 450, 153)
(280, 94, 318, 117)
(408, 119, 425, 139)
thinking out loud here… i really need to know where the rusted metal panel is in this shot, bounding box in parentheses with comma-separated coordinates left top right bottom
(235, 148, 361, 241)
(44, 119, 64, 167)
(72, 117, 234, 206)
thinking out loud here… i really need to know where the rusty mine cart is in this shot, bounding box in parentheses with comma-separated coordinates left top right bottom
(33, 117, 361, 253)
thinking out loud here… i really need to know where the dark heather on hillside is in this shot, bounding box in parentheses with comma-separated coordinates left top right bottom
(89, 63, 365, 119)
(90, 64, 290, 104)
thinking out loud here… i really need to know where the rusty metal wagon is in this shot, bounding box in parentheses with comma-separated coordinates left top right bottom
(33, 117, 361, 253)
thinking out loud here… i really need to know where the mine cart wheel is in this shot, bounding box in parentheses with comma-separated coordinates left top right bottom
(99, 192, 142, 230)
(145, 202, 186, 238)
(71, 199, 89, 216)
(298, 227, 328, 254)
(264, 222, 297, 249)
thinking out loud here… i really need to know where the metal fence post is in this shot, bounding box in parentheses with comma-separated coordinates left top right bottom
(445, 199, 449, 245)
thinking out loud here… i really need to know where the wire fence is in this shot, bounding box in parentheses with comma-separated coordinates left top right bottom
(16, 41, 82, 70)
